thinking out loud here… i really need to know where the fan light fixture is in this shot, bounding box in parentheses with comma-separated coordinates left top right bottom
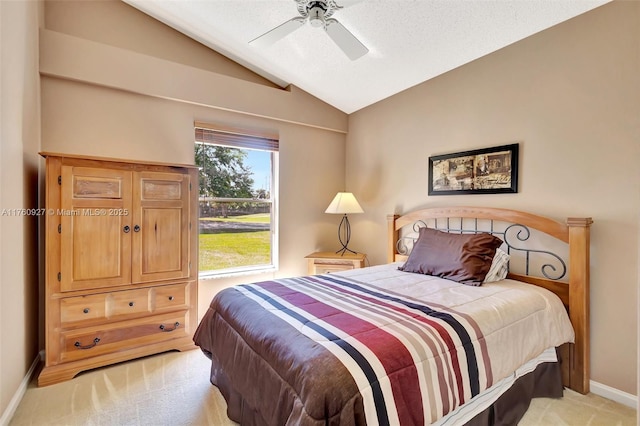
(325, 192, 363, 256)
(308, 2, 326, 27)
(249, 0, 369, 61)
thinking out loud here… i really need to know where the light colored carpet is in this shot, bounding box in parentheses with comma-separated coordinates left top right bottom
(9, 350, 637, 426)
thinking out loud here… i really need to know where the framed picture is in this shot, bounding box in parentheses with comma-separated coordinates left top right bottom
(428, 143, 519, 195)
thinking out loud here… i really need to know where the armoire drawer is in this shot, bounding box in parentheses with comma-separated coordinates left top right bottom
(60, 293, 107, 325)
(152, 282, 188, 311)
(107, 287, 150, 317)
(59, 312, 189, 363)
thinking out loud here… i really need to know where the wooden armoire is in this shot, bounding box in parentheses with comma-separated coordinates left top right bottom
(38, 153, 199, 386)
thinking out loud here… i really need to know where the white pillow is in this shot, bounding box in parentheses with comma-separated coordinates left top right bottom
(483, 248, 510, 283)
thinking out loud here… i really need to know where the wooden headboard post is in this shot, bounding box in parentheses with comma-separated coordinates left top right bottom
(567, 217, 593, 394)
(387, 214, 400, 264)
(386, 207, 593, 395)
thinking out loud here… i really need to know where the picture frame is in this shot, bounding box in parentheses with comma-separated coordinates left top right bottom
(428, 143, 519, 195)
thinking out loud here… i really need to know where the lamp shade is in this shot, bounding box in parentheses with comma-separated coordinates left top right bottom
(325, 192, 364, 214)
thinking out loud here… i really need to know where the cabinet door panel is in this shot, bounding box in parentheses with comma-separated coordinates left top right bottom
(60, 166, 132, 291)
(132, 172, 190, 283)
(72, 214, 125, 279)
(141, 208, 182, 273)
(141, 179, 182, 200)
(73, 175, 123, 199)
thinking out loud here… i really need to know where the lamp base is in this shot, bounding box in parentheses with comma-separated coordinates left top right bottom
(335, 214, 357, 256)
(336, 246, 357, 256)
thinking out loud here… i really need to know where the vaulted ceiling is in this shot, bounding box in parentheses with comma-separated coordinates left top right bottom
(125, 0, 610, 114)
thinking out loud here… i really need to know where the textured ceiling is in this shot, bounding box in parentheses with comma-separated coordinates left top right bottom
(124, 0, 610, 114)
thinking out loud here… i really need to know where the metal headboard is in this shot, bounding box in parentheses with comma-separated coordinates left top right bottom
(396, 217, 567, 280)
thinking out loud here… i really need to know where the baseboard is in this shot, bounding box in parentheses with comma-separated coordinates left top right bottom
(0, 350, 43, 426)
(590, 380, 638, 410)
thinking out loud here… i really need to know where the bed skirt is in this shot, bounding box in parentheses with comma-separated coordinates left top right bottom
(465, 361, 563, 425)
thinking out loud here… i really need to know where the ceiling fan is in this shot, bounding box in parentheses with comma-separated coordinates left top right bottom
(249, 0, 368, 60)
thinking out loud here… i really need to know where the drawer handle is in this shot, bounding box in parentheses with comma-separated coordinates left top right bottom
(123, 225, 130, 233)
(159, 322, 180, 332)
(134, 225, 141, 232)
(168, 296, 174, 301)
(128, 302, 135, 307)
(74, 337, 100, 350)
(83, 308, 90, 314)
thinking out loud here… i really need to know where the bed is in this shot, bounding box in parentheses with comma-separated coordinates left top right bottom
(194, 206, 592, 425)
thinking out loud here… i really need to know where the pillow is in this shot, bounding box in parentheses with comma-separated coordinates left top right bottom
(399, 227, 503, 286)
(483, 248, 510, 283)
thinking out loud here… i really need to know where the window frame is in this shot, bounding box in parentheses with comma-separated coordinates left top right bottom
(195, 125, 279, 278)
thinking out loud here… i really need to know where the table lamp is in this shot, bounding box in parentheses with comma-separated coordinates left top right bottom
(325, 192, 363, 255)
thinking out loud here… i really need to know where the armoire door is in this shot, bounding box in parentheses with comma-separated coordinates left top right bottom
(131, 171, 191, 283)
(60, 166, 133, 292)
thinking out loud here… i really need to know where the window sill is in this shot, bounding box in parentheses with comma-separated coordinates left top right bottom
(198, 265, 277, 280)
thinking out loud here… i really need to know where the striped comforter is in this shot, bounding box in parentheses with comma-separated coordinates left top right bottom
(194, 263, 574, 425)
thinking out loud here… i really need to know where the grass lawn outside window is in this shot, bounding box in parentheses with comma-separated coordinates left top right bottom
(199, 213, 271, 271)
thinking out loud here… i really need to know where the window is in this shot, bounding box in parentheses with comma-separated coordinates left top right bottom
(195, 125, 278, 276)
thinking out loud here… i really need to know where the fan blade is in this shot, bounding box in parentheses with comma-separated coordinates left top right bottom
(325, 18, 368, 60)
(249, 17, 306, 48)
(336, 0, 364, 9)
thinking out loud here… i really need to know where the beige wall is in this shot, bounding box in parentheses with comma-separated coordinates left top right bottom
(44, 0, 277, 88)
(0, 0, 42, 418)
(347, 1, 639, 395)
(39, 0, 348, 328)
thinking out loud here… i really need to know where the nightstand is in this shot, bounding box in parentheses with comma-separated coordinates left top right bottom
(305, 251, 367, 275)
